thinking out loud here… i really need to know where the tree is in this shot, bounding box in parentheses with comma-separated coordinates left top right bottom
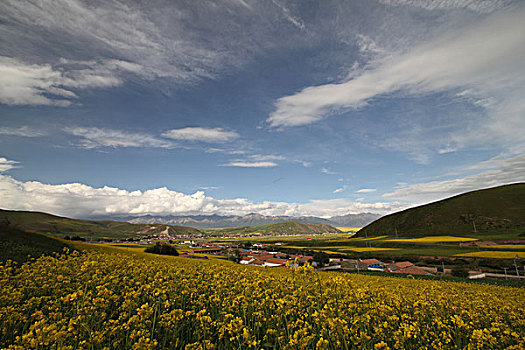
(313, 251, 329, 266)
(145, 243, 179, 256)
(451, 266, 469, 278)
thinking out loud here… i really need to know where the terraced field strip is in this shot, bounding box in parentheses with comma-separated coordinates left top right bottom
(351, 235, 389, 241)
(285, 245, 400, 252)
(385, 236, 478, 243)
(336, 227, 361, 232)
(455, 251, 525, 259)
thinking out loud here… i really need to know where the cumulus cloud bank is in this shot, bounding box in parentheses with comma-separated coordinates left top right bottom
(0, 174, 403, 218)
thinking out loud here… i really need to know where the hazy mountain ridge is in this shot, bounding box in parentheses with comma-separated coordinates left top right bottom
(120, 212, 381, 229)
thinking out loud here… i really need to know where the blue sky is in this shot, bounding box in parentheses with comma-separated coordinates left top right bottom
(0, 0, 524, 219)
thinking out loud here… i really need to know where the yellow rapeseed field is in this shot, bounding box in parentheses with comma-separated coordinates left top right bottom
(1, 246, 524, 349)
(335, 227, 361, 233)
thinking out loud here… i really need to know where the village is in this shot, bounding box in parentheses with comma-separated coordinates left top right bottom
(171, 240, 525, 280)
(176, 241, 454, 277)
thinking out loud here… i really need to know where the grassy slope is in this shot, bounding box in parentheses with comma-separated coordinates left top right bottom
(0, 225, 70, 263)
(0, 209, 201, 240)
(207, 221, 341, 235)
(357, 183, 525, 238)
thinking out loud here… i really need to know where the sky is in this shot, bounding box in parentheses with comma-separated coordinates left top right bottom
(0, 0, 524, 219)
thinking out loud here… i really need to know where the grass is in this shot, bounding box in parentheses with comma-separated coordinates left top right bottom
(358, 183, 525, 238)
(455, 251, 525, 259)
(385, 236, 478, 243)
(486, 245, 525, 250)
(0, 209, 200, 240)
(0, 225, 70, 263)
(286, 245, 400, 252)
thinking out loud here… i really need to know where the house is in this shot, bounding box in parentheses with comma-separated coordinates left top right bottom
(358, 258, 384, 271)
(192, 248, 223, 254)
(290, 255, 313, 263)
(263, 258, 288, 267)
(392, 266, 428, 275)
(386, 261, 414, 272)
(239, 257, 254, 265)
(248, 259, 265, 266)
(249, 254, 274, 261)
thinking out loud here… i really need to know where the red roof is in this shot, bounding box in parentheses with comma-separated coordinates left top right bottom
(241, 257, 253, 261)
(250, 259, 265, 266)
(361, 259, 382, 265)
(301, 256, 313, 261)
(393, 266, 427, 275)
(192, 248, 222, 253)
(395, 261, 414, 268)
(250, 254, 274, 260)
(265, 258, 288, 265)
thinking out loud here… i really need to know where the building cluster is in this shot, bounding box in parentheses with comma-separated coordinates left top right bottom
(239, 251, 314, 267)
(330, 258, 433, 275)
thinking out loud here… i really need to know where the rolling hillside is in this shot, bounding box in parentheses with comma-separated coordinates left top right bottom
(356, 183, 525, 238)
(209, 221, 342, 236)
(0, 225, 70, 263)
(0, 209, 201, 240)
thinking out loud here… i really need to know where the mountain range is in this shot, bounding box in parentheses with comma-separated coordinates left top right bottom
(116, 212, 381, 229)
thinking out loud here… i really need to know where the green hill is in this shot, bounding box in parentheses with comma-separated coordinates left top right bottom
(0, 225, 70, 263)
(0, 209, 201, 240)
(357, 183, 525, 238)
(211, 221, 341, 236)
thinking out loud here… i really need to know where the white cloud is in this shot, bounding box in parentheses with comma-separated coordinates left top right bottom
(357, 188, 377, 193)
(294, 160, 312, 167)
(377, 0, 510, 13)
(162, 127, 239, 143)
(0, 126, 46, 137)
(383, 153, 525, 203)
(224, 161, 278, 168)
(321, 167, 337, 175)
(333, 186, 346, 193)
(249, 154, 285, 161)
(0, 0, 223, 82)
(271, 0, 305, 31)
(64, 127, 174, 149)
(0, 174, 404, 218)
(0, 56, 141, 106)
(267, 7, 525, 154)
(0, 157, 19, 172)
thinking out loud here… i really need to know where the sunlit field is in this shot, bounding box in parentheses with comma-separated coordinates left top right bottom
(1, 243, 524, 349)
(335, 227, 360, 233)
(351, 235, 388, 241)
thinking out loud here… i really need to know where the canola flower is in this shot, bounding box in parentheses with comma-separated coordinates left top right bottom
(0, 246, 524, 349)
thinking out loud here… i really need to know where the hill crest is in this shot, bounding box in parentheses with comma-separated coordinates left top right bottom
(357, 183, 525, 238)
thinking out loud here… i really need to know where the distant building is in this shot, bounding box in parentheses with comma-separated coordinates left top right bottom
(192, 248, 223, 254)
(392, 266, 429, 275)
